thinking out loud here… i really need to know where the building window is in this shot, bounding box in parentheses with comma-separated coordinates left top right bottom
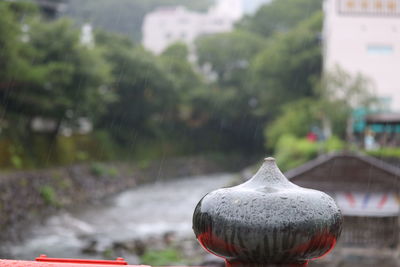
(367, 44, 394, 55)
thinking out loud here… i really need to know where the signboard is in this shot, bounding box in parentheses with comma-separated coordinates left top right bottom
(334, 192, 400, 217)
(338, 0, 400, 16)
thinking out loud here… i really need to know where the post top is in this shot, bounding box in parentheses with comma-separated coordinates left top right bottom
(264, 157, 276, 161)
(193, 156, 343, 266)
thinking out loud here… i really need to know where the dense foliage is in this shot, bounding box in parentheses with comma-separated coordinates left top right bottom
(0, 0, 372, 169)
(238, 0, 322, 38)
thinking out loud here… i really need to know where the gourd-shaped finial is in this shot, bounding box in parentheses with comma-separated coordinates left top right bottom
(193, 157, 342, 266)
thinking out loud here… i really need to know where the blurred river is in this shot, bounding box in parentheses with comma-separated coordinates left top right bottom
(6, 173, 235, 261)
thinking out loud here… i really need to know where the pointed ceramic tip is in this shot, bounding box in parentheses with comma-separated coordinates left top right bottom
(264, 157, 276, 162)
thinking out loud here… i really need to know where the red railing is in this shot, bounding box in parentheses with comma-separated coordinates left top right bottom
(0, 255, 149, 267)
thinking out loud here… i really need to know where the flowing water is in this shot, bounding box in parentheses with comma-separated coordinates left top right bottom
(5, 173, 235, 261)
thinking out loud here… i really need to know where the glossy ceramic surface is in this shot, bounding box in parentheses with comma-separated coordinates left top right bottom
(192, 158, 342, 266)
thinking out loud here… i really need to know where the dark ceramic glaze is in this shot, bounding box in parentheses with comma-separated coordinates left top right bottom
(193, 158, 342, 266)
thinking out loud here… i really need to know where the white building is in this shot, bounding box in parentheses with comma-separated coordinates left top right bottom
(142, 0, 243, 54)
(323, 0, 400, 111)
(80, 23, 94, 47)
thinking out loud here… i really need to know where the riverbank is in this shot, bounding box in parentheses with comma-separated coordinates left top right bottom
(2, 173, 234, 266)
(0, 155, 253, 243)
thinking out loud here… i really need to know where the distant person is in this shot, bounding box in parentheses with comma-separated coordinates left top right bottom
(307, 132, 318, 142)
(364, 129, 378, 150)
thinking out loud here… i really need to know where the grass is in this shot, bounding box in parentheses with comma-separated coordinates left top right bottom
(90, 162, 119, 178)
(39, 185, 59, 206)
(140, 248, 182, 266)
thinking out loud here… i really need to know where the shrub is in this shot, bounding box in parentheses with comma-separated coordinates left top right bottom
(107, 167, 118, 177)
(90, 162, 119, 178)
(274, 134, 345, 171)
(366, 148, 400, 158)
(275, 134, 319, 171)
(140, 248, 181, 266)
(39, 185, 59, 206)
(90, 162, 108, 176)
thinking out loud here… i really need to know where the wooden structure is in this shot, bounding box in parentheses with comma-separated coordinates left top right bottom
(285, 152, 400, 249)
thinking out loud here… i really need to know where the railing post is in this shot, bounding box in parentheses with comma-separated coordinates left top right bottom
(193, 157, 343, 266)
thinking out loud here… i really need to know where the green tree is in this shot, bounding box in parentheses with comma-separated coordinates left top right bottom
(0, 3, 21, 82)
(315, 65, 378, 140)
(191, 31, 268, 152)
(160, 42, 203, 95)
(265, 98, 317, 148)
(0, 2, 33, 142)
(95, 31, 177, 143)
(159, 42, 206, 132)
(265, 66, 376, 150)
(0, 2, 37, 87)
(1, 17, 113, 137)
(238, 0, 322, 38)
(196, 30, 266, 87)
(251, 12, 323, 117)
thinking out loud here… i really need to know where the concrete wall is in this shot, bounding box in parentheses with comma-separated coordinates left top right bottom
(323, 0, 400, 111)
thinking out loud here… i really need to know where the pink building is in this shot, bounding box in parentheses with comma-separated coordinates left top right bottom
(323, 0, 400, 111)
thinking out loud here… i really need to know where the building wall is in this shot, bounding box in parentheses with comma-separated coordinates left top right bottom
(142, 0, 243, 54)
(323, 0, 400, 111)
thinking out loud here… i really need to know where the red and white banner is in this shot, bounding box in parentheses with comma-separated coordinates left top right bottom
(334, 192, 400, 217)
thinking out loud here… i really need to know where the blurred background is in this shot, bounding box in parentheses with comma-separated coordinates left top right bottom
(0, 0, 399, 266)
